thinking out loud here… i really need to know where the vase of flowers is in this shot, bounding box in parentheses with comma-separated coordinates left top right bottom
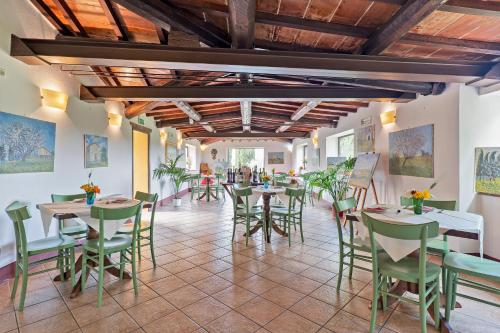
(288, 169, 295, 177)
(409, 189, 431, 214)
(81, 178, 100, 206)
(262, 175, 271, 189)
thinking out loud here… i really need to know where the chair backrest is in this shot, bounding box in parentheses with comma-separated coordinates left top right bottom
(91, 202, 143, 250)
(135, 191, 158, 226)
(423, 200, 457, 211)
(51, 193, 86, 203)
(333, 197, 357, 246)
(232, 187, 253, 214)
(362, 212, 439, 283)
(5, 201, 31, 256)
(284, 187, 306, 214)
(400, 196, 413, 207)
(274, 174, 287, 182)
(189, 174, 201, 187)
(277, 181, 297, 188)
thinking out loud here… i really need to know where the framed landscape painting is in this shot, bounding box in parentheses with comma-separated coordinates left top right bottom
(355, 125, 375, 154)
(349, 153, 380, 189)
(0, 111, 55, 174)
(268, 152, 285, 164)
(84, 134, 108, 168)
(475, 147, 500, 196)
(327, 157, 346, 169)
(389, 124, 434, 178)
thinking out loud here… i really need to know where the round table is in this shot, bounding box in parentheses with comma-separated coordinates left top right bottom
(197, 175, 217, 202)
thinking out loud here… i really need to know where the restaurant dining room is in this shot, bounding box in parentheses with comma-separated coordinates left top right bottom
(1, 0, 500, 332)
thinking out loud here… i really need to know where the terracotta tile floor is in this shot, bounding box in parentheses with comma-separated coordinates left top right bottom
(1, 197, 499, 333)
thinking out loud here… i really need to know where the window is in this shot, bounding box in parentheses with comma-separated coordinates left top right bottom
(184, 144, 197, 170)
(229, 148, 264, 169)
(338, 133, 355, 158)
(296, 144, 308, 169)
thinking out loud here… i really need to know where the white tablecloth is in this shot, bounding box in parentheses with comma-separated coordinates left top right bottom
(354, 206, 484, 262)
(38, 198, 140, 240)
(248, 186, 288, 207)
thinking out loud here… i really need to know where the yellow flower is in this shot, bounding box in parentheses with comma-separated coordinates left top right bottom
(423, 189, 431, 199)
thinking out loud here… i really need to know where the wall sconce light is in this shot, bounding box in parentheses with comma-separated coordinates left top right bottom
(200, 144, 207, 152)
(108, 113, 122, 126)
(312, 131, 319, 147)
(159, 130, 167, 142)
(40, 88, 68, 111)
(380, 110, 397, 126)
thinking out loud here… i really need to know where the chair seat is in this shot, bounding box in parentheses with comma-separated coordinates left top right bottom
(379, 253, 441, 283)
(270, 207, 300, 215)
(27, 235, 75, 254)
(61, 223, 88, 236)
(117, 220, 151, 234)
(236, 208, 262, 216)
(427, 238, 449, 254)
(83, 235, 132, 252)
(444, 253, 500, 282)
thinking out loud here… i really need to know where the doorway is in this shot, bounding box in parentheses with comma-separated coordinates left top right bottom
(132, 124, 151, 195)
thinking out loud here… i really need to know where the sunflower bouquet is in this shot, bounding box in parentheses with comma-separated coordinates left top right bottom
(407, 188, 431, 214)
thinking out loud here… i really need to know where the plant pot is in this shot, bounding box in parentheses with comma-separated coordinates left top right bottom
(413, 198, 424, 215)
(173, 198, 182, 207)
(86, 192, 95, 206)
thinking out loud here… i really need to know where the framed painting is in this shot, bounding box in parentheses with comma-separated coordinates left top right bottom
(389, 124, 434, 178)
(349, 153, 380, 189)
(475, 147, 500, 196)
(326, 157, 346, 169)
(268, 152, 284, 164)
(0, 111, 56, 174)
(84, 134, 108, 168)
(355, 125, 375, 154)
(166, 143, 177, 162)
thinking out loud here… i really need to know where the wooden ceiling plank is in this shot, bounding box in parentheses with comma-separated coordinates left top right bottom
(29, 0, 73, 36)
(98, 0, 130, 40)
(184, 132, 309, 138)
(52, 0, 88, 37)
(361, 0, 446, 55)
(113, 0, 230, 47)
(441, 0, 500, 17)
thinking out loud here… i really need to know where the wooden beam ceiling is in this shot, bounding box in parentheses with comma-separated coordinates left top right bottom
(360, 0, 446, 55)
(12, 37, 496, 83)
(79, 85, 417, 102)
(228, 0, 256, 49)
(184, 132, 309, 139)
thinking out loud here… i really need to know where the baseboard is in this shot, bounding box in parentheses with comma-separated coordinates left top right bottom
(158, 188, 190, 206)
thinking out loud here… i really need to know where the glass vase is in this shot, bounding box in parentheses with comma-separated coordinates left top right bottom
(263, 181, 270, 189)
(86, 192, 95, 206)
(413, 198, 424, 215)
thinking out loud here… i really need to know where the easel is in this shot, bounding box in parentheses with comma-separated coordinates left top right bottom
(352, 178, 379, 211)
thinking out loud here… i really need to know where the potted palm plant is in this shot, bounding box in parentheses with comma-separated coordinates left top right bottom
(153, 154, 191, 207)
(309, 157, 356, 216)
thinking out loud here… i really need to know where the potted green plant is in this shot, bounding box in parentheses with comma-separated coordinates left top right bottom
(153, 154, 191, 207)
(309, 157, 356, 216)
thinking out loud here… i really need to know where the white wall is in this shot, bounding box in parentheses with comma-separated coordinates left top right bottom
(0, 0, 192, 268)
(201, 140, 293, 173)
(459, 86, 500, 258)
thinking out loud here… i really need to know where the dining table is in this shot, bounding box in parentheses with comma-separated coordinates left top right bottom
(347, 204, 484, 333)
(37, 197, 141, 298)
(197, 174, 217, 202)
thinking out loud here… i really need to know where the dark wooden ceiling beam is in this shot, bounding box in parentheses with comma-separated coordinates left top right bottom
(29, 0, 73, 35)
(52, 0, 88, 37)
(228, 0, 256, 49)
(441, 0, 500, 17)
(79, 85, 417, 102)
(112, 0, 230, 47)
(402, 34, 500, 57)
(98, 0, 130, 40)
(361, 0, 446, 55)
(184, 132, 309, 138)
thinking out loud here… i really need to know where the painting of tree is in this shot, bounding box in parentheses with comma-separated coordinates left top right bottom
(389, 124, 434, 178)
(0, 111, 55, 173)
(475, 147, 500, 195)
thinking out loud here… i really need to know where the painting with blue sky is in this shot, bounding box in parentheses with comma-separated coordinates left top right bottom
(389, 124, 434, 178)
(0, 111, 55, 174)
(84, 134, 108, 168)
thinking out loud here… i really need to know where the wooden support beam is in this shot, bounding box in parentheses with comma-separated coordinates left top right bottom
(78, 85, 417, 102)
(52, 0, 88, 37)
(185, 132, 309, 138)
(112, 0, 230, 47)
(240, 101, 252, 132)
(441, 0, 500, 17)
(361, 0, 446, 55)
(173, 101, 202, 121)
(228, 0, 256, 49)
(156, 27, 169, 45)
(402, 34, 500, 57)
(98, 0, 130, 40)
(125, 101, 165, 118)
(29, 0, 73, 35)
(157, 112, 241, 127)
(12, 36, 493, 83)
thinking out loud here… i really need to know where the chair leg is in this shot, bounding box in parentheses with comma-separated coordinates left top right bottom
(97, 253, 105, 308)
(18, 258, 29, 311)
(419, 280, 428, 333)
(381, 276, 388, 310)
(119, 251, 125, 280)
(70, 248, 76, 287)
(58, 250, 65, 281)
(11, 262, 20, 300)
(287, 217, 291, 247)
(369, 274, 379, 333)
(433, 279, 440, 329)
(131, 249, 138, 296)
(451, 273, 458, 310)
(149, 234, 157, 267)
(81, 250, 87, 292)
(348, 248, 354, 280)
(336, 249, 344, 291)
(299, 218, 304, 243)
(231, 219, 236, 243)
(245, 217, 250, 246)
(445, 271, 454, 321)
(441, 254, 447, 292)
(136, 234, 142, 261)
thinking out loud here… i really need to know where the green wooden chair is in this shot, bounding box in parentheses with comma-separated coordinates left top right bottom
(231, 187, 264, 246)
(362, 212, 441, 333)
(270, 188, 306, 246)
(333, 198, 383, 291)
(117, 192, 159, 267)
(400, 196, 457, 290)
(81, 202, 142, 307)
(51, 193, 88, 238)
(6, 201, 76, 311)
(444, 253, 500, 321)
(273, 174, 287, 183)
(210, 174, 226, 201)
(189, 174, 202, 200)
